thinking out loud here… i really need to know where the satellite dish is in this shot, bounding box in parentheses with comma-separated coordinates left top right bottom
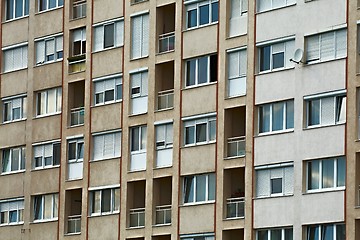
(290, 48, 304, 64)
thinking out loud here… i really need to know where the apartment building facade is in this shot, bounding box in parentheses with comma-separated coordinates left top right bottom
(0, 0, 355, 239)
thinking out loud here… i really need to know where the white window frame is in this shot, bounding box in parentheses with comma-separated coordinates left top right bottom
(35, 34, 63, 65)
(93, 74, 122, 105)
(257, 0, 295, 13)
(183, 114, 216, 146)
(37, 0, 63, 12)
(92, 130, 121, 161)
(185, 0, 219, 30)
(2, 95, 27, 123)
(33, 193, 58, 222)
(0, 198, 24, 225)
(33, 141, 60, 169)
(155, 123, 173, 150)
(36, 87, 62, 117)
(227, 48, 247, 97)
(181, 233, 215, 240)
(256, 227, 293, 240)
(1, 146, 25, 174)
(72, 27, 86, 56)
(93, 19, 124, 52)
(306, 223, 345, 240)
(130, 12, 149, 59)
(89, 186, 120, 216)
(130, 125, 147, 154)
(3, 43, 28, 73)
(5, 0, 29, 21)
(185, 54, 218, 87)
(183, 173, 215, 205)
(67, 138, 84, 163)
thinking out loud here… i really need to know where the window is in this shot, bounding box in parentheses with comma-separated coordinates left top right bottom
(131, 13, 149, 59)
(2, 95, 27, 123)
(1, 146, 25, 174)
(156, 123, 173, 150)
(35, 35, 63, 65)
(33, 193, 58, 221)
(227, 48, 247, 97)
(0, 198, 24, 225)
(258, 40, 294, 72)
(305, 29, 347, 63)
(306, 156, 346, 191)
(257, 0, 295, 12)
(93, 74, 122, 105)
(305, 91, 346, 127)
(255, 163, 293, 198)
(184, 114, 216, 146)
(258, 100, 294, 134)
(228, 0, 248, 37)
(93, 19, 124, 52)
(3, 44, 28, 73)
(130, 125, 147, 153)
(181, 233, 215, 240)
(183, 173, 215, 204)
(38, 0, 63, 12)
(130, 70, 148, 115)
(185, 0, 218, 29)
(185, 55, 218, 87)
(33, 142, 60, 169)
(5, 0, 29, 20)
(257, 227, 293, 240)
(306, 223, 345, 240)
(72, 28, 86, 56)
(67, 138, 84, 180)
(89, 187, 120, 215)
(72, 0, 86, 19)
(93, 131, 121, 160)
(36, 88, 62, 116)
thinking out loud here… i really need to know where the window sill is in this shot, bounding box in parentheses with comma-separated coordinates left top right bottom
(224, 216, 244, 221)
(90, 156, 121, 163)
(153, 164, 173, 170)
(70, 16, 86, 22)
(91, 100, 122, 109)
(127, 226, 145, 230)
(183, 21, 218, 33)
(128, 168, 146, 173)
(224, 154, 245, 160)
(31, 165, 60, 172)
(227, 32, 248, 40)
(303, 122, 345, 131)
(155, 107, 174, 113)
(255, 193, 293, 200)
(130, 55, 149, 62)
(255, 3, 296, 15)
(36, 6, 64, 15)
(183, 81, 217, 91)
(256, 66, 295, 76)
(31, 218, 58, 224)
(128, 111, 148, 117)
(182, 141, 216, 149)
(2, 15, 29, 24)
(1, 67, 28, 75)
(66, 177, 84, 182)
(0, 222, 24, 227)
(256, 128, 294, 138)
(153, 223, 171, 227)
(64, 232, 81, 236)
(304, 56, 346, 66)
(225, 93, 246, 100)
(34, 59, 63, 68)
(1, 170, 26, 176)
(304, 187, 345, 195)
(34, 112, 61, 120)
(181, 200, 215, 207)
(92, 45, 123, 54)
(1, 118, 26, 125)
(88, 212, 119, 218)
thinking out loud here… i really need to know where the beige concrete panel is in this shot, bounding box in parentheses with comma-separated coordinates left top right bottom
(155, 51, 176, 65)
(301, 191, 344, 224)
(29, 221, 58, 240)
(2, 18, 29, 46)
(181, 144, 216, 175)
(182, 84, 216, 117)
(154, 108, 175, 122)
(32, 115, 61, 143)
(222, 218, 245, 230)
(0, 225, 23, 240)
(92, 48, 123, 79)
(0, 173, 25, 198)
(89, 159, 120, 187)
(156, 0, 176, 7)
(33, 9, 63, 38)
(1, 70, 28, 97)
(88, 214, 119, 240)
(33, 62, 63, 91)
(253, 196, 294, 228)
(0, 121, 26, 147)
(183, 25, 218, 59)
(30, 168, 60, 194)
(91, 103, 122, 133)
(179, 203, 214, 234)
(93, 0, 123, 24)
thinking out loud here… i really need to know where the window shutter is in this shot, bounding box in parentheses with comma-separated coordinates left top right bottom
(131, 72, 141, 95)
(104, 78, 114, 91)
(44, 144, 52, 158)
(231, 0, 241, 17)
(0, 202, 9, 212)
(239, 50, 247, 76)
(166, 124, 173, 144)
(258, 0, 271, 12)
(36, 41, 45, 64)
(114, 132, 121, 157)
(284, 167, 293, 195)
(34, 146, 43, 158)
(335, 29, 347, 58)
(8, 201, 19, 211)
(141, 71, 148, 96)
(115, 21, 124, 47)
(256, 169, 270, 197)
(93, 26, 104, 52)
(306, 35, 319, 62)
(241, 0, 248, 12)
(21, 46, 28, 69)
(141, 14, 149, 57)
(93, 135, 104, 160)
(46, 39, 55, 56)
(94, 80, 105, 94)
(131, 15, 142, 59)
(270, 168, 283, 179)
(321, 97, 335, 125)
(228, 51, 239, 79)
(13, 47, 24, 70)
(103, 133, 115, 157)
(272, 0, 286, 9)
(156, 125, 166, 143)
(56, 36, 63, 53)
(320, 31, 335, 61)
(4, 49, 14, 72)
(12, 98, 21, 109)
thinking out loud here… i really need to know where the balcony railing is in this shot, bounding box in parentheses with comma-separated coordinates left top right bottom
(226, 197, 244, 219)
(157, 89, 174, 111)
(68, 55, 86, 73)
(129, 208, 145, 228)
(67, 215, 81, 234)
(73, 0, 86, 19)
(227, 136, 246, 158)
(158, 32, 175, 53)
(155, 205, 171, 225)
(70, 107, 84, 126)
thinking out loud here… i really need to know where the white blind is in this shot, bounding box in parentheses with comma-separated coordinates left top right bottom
(36, 41, 45, 64)
(270, 168, 283, 179)
(46, 39, 55, 55)
(104, 78, 114, 90)
(34, 146, 43, 158)
(114, 132, 121, 157)
(231, 0, 240, 18)
(320, 32, 335, 61)
(93, 135, 104, 160)
(141, 71, 148, 96)
(306, 35, 319, 62)
(131, 72, 141, 92)
(239, 50, 247, 76)
(142, 14, 149, 57)
(321, 97, 335, 125)
(56, 36, 63, 52)
(44, 144, 52, 157)
(94, 81, 105, 93)
(12, 98, 21, 108)
(284, 167, 293, 195)
(156, 125, 165, 143)
(285, 40, 295, 68)
(93, 26, 104, 52)
(131, 15, 142, 59)
(4, 49, 14, 72)
(228, 51, 239, 79)
(103, 133, 114, 157)
(166, 124, 173, 144)
(335, 29, 347, 58)
(256, 169, 270, 197)
(115, 21, 124, 47)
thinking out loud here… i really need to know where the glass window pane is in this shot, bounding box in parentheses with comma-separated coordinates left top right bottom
(196, 175, 206, 202)
(337, 157, 346, 187)
(336, 224, 345, 240)
(77, 142, 84, 160)
(6, 0, 14, 20)
(0, 211, 8, 224)
(322, 224, 334, 240)
(271, 229, 281, 240)
(286, 101, 294, 129)
(322, 159, 334, 188)
(272, 52, 284, 69)
(336, 96, 346, 123)
(9, 210, 17, 223)
(141, 126, 147, 150)
(308, 160, 320, 190)
(209, 120, 216, 141)
(47, 89, 56, 113)
(308, 99, 320, 126)
(15, 0, 23, 18)
(187, 9, 197, 28)
(116, 84, 122, 100)
(184, 176, 194, 203)
(198, 57, 208, 84)
(272, 102, 284, 131)
(104, 89, 114, 102)
(199, 4, 209, 25)
(68, 142, 76, 160)
(271, 178, 282, 194)
(260, 46, 270, 72)
(4, 102, 11, 121)
(34, 196, 43, 220)
(185, 126, 195, 145)
(114, 188, 120, 212)
(208, 174, 215, 200)
(186, 59, 196, 86)
(53, 194, 58, 218)
(11, 148, 20, 171)
(44, 195, 52, 219)
(258, 230, 269, 240)
(196, 123, 207, 143)
(92, 191, 101, 214)
(131, 127, 140, 151)
(101, 189, 111, 212)
(259, 104, 271, 133)
(104, 24, 115, 48)
(285, 228, 293, 240)
(95, 93, 104, 104)
(308, 226, 319, 240)
(211, 2, 218, 22)
(2, 150, 10, 172)
(49, 0, 56, 8)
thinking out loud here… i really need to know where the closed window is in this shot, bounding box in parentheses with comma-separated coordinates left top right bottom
(33, 193, 58, 221)
(155, 123, 173, 150)
(33, 142, 60, 169)
(227, 49, 247, 97)
(131, 13, 149, 59)
(38, 0, 63, 12)
(3, 44, 28, 73)
(185, 55, 218, 87)
(93, 19, 124, 52)
(184, 115, 216, 146)
(185, 0, 218, 29)
(307, 156, 346, 191)
(89, 187, 120, 215)
(258, 40, 294, 72)
(305, 29, 347, 63)
(256, 163, 293, 198)
(183, 173, 215, 204)
(94, 74, 122, 105)
(72, 28, 86, 56)
(307, 223, 345, 240)
(35, 35, 63, 65)
(258, 100, 294, 134)
(130, 70, 148, 115)
(257, 0, 295, 12)
(257, 227, 293, 240)
(130, 125, 147, 153)
(68, 138, 84, 162)
(228, 0, 248, 37)
(36, 88, 62, 116)
(1, 146, 25, 174)
(0, 198, 24, 225)
(305, 91, 346, 127)
(93, 131, 121, 160)
(5, 0, 29, 20)
(2, 96, 27, 123)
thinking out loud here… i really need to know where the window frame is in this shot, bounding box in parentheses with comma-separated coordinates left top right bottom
(36, 87, 62, 117)
(2, 95, 27, 123)
(183, 115, 216, 146)
(37, 0, 63, 12)
(227, 48, 247, 97)
(5, 0, 29, 21)
(71, 27, 86, 57)
(0, 198, 24, 225)
(130, 125, 147, 154)
(3, 43, 28, 73)
(33, 193, 58, 222)
(67, 138, 84, 163)
(1, 146, 26, 174)
(92, 130, 121, 161)
(130, 13, 149, 59)
(35, 34, 63, 65)
(257, 0, 295, 13)
(89, 187, 120, 216)
(33, 141, 61, 169)
(185, 0, 219, 30)
(93, 74, 122, 106)
(182, 173, 215, 205)
(93, 19, 124, 52)
(306, 223, 345, 240)
(155, 122, 173, 150)
(185, 54, 218, 88)
(256, 227, 293, 240)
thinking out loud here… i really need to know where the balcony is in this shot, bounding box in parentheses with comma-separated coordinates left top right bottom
(158, 32, 175, 54)
(72, 0, 86, 19)
(68, 55, 86, 73)
(227, 136, 245, 158)
(129, 208, 145, 228)
(155, 205, 171, 225)
(226, 197, 244, 219)
(70, 107, 84, 126)
(157, 89, 174, 111)
(67, 215, 81, 234)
